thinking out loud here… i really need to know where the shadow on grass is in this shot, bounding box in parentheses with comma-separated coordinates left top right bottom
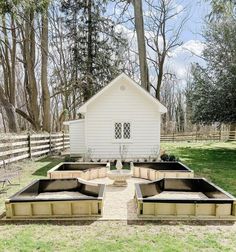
(32, 157, 63, 177)
(178, 147, 236, 168)
(177, 147, 236, 196)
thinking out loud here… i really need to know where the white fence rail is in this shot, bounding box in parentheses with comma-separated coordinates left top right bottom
(0, 133, 69, 166)
(160, 131, 236, 142)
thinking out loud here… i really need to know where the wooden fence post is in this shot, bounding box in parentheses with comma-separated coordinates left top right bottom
(62, 131, 65, 150)
(49, 132, 52, 154)
(28, 132, 32, 159)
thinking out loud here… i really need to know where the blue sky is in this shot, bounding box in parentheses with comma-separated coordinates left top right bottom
(107, 0, 211, 42)
(166, 0, 210, 83)
(108, 0, 211, 86)
(180, 0, 211, 42)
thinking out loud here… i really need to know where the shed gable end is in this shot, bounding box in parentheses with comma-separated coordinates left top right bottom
(78, 73, 167, 114)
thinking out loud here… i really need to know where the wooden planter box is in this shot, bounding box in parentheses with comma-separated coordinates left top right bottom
(135, 178, 236, 220)
(132, 161, 194, 180)
(5, 178, 105, 219)
(47, 162, 108, 180)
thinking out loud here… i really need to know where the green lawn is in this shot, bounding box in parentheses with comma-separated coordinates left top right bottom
(0, 156, 63, 213)
(162, 141, 236, 196)
(0, 222, 235, 252)
(0, 141, 235, 252)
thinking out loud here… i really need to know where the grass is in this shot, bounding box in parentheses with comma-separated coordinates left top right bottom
(0, 141, 235, 251)
(0, 222, 235, 252)
(0, 156, 63, 213)
(162, 141, 236, 196)
(110, 163, 130, 170)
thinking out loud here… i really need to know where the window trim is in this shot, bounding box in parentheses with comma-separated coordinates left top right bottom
(123, 122, 131, 139)
(114, 122, 122, 140)
(112, 121, 132, 143)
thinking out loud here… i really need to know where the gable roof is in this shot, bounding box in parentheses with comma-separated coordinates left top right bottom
(78, 73, 167, 114)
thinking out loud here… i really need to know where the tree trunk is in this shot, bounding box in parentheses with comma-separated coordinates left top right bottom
(24, 9, 40, 131)
(72, 89, 76, 119)
(0, 15, 18, 133)
(10, 13, 16, 106)
(2, 15, 11, 100)
(85, 0, 93, 101)
(0, 86, 18, 132)
(0, 107, 7, 133)
(156, 80, 161, 101)
(133, 0, 150, 91)
(162, 113, 167, 133)
(41, 6, 51, 132)
(156, 58, 164, 100)
(15, 108, 36, 128)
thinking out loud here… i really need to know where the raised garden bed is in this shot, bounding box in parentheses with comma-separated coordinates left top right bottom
(132, 161, 194, 180)
(135, 178, 236, 220)
(47, 162, 107, 180)
(5, 178, 105, 219)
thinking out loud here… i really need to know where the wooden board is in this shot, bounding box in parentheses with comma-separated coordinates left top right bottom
(5, 200, 102, 219)
(48, 167, 108, 180)
(137, 200, 236, 220)
(133, 167, 194, 180)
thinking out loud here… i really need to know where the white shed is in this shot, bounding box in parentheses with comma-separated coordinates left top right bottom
(64, 73, 167, 160)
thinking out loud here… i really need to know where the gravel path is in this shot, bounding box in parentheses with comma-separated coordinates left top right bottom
(89, 177, 148, 220)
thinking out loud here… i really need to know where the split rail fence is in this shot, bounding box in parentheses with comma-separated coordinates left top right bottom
(0, 131, 235, 167)
(160, 131, 236, 142)
(0, 133, 69, 166)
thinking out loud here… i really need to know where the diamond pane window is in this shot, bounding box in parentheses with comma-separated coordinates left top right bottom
(115, 123, 122, 139)
(114, 122, 131, 140)
(123, 123, 130, 139)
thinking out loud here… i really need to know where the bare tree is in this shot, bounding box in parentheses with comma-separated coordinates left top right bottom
(0, 86, 19, 132)
(0, 14, 19, 132)
(161, 74, 186, 133)
(18, 7, 41, 130)
(41, 3, 51, 132)
(145, 0, 187, 100)
(160, 73, 176, 133)
(112, 0, 150, 90)
(0, 2, 51, 132)
(49, 1, 80, 123)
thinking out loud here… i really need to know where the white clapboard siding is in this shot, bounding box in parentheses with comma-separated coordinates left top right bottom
(69, 120, 86, 155)
(85, 77, 161, 159)
(66, 74, 166, 159)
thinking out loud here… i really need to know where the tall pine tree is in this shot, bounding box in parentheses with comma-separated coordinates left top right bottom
(61, 0, 127, 102)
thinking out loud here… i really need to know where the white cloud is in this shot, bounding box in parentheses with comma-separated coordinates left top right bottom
(115, 24, 135, 41)
(175, 4, 184, 14)
(167, 40, 205, 84)
(115, 23, 205, 86)
(171, 40, 205, 57)
(182, 40, 205, 56)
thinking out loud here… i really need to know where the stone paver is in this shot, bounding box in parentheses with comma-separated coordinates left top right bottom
(89, 177, 147, 220)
